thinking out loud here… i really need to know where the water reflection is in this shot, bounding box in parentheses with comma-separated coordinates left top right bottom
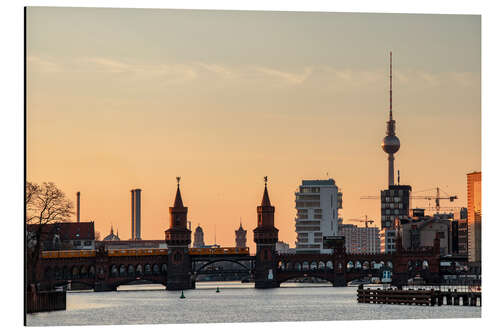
(27, 281, 480, 326)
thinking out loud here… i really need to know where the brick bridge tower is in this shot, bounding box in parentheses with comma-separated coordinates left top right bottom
(165, 177, 193, 290)
(253, 177, 279, 289)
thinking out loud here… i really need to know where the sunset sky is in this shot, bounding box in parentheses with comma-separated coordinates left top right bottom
(26, 7, 480, 251)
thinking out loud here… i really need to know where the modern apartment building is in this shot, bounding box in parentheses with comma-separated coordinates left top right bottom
(467, 172, 481, 263)
(380, 184, 412, 253)
(295, 179, 343, 254)
(455, 207, 468, 256)
(339, 224, 381, 254)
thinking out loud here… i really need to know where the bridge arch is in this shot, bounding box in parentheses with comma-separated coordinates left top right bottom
(89, 265, 95, 278)
(277, 273, 333, 284)
(195, 259, 251, 274)
(136, 264, 143, 276)
(110, 264, 118, 277)
(119, 264, 126, 277)
(80, 266, 88, 278)
(346, 261, 354, 271)
(71, 266, 80, 279)
(111, 277, 167, 289)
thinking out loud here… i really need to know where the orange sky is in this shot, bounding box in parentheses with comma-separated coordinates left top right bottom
(26, 8, 480, 252)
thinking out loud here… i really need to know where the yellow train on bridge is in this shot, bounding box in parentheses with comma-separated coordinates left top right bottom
(188, 247, 250, 256)
(41, 247, 249, 259)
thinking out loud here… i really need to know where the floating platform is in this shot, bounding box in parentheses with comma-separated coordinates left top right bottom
(357, 286, 481, 306)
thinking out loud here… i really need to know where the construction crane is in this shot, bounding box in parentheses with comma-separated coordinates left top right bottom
(360, 186, 458, 214)
(348, 215, 374, 228)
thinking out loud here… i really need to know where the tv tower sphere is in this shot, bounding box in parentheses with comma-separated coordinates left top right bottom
(382, 134, 400, 154)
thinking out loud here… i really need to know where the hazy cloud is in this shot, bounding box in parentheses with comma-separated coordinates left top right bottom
(28, 55, 479, 89)
(27, 56, 62, 73)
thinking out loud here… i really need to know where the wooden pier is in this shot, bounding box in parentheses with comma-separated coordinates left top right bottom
(357, 285, 481, 307)
(26, 290, 66, 313)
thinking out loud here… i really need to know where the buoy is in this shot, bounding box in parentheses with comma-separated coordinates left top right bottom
(216, 286, 220, 293)
(180, 290, 186, 299)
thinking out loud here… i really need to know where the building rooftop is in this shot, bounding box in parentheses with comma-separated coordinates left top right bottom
(27, 222, 95, 241)
(302, 179, 335, 186)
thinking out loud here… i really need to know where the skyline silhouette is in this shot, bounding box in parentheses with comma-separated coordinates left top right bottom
(26, 8, 480, 250)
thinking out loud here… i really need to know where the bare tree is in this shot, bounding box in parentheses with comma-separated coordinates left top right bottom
(26, 181, 73, 284)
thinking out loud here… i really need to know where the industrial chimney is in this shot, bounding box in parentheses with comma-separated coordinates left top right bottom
(135, 189, 142, 240)
(76, 191, 80, 223)
(131, 189, 135, 240)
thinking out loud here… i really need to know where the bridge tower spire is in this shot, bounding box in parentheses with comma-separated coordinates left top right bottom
(253, 176, 279, 289)
(165, 177, 193, 290)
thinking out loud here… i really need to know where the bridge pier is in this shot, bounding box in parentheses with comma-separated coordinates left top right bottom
(332, 275, 347, 287)
(391, 273, 408, 288)
(94, 282, 116, 292)
(166, 271, 194, 291)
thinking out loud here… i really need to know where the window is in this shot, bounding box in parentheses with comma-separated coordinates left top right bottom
(73, 240, 81, 246)
(84, 241, 92, 246)
(296, 226, 321, 231)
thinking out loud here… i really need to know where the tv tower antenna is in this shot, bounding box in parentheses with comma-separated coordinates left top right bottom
(381, 51, 401, 187)
(390, 51, 393, 121)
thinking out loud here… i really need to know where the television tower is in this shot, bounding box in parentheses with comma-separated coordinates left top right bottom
(381, 52, 400, 187)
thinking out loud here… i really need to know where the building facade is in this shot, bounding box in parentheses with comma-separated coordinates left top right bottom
(193, 225, 205, 248)
(27, 221, 96, 251)
(339, 224, 381, 254)
(294, 179, 343, 254)
(399, 210, 460, 256)
(455, 207, 468, 256)
(235, 222, 247, 248)
(275, 241, 295, 254)
(380, 184, 412, 253)
(467, 172, 481, 263)
(95, 239, 166, 249)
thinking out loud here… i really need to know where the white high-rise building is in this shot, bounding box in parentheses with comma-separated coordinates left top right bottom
(339, 224, 381, 254)
(295, 179, 343, 254)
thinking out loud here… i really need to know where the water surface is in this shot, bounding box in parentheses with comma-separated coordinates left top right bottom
(27, 281, 481, 326)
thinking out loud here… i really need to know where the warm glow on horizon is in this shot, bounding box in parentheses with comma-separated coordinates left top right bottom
(26, 7, 480, 252)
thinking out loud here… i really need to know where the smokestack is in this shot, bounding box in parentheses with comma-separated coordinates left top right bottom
(76, 192, 80, 223)
(131, 189, 135, 240)
(135, 189, 141, 240)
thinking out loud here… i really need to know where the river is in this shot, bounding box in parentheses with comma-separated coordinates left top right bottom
(26, 281, 481, 326)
